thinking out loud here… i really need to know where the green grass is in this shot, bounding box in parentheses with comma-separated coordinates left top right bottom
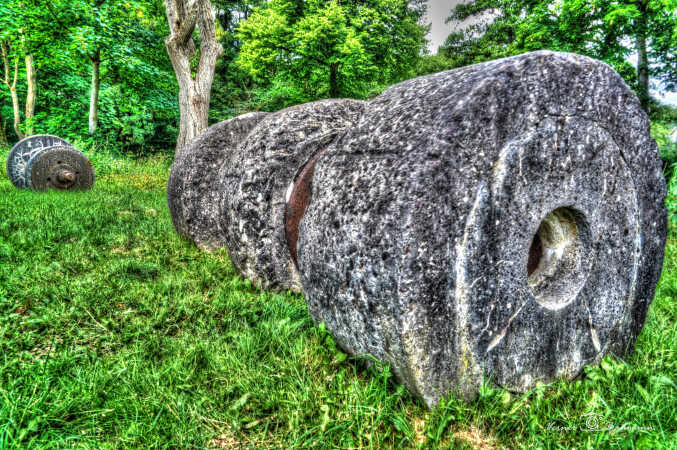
(0, 146, 675, 449)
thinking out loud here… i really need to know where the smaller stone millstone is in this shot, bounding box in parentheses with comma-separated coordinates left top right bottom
(298, 51, 667, 408)
(219, 99, 366, 292)
(6, 134, 73, 188)
(26, 146, 95, 191)
(168, 112, 269, 250)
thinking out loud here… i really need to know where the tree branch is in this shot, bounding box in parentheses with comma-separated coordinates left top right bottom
(277, 43, 328, 67)
(89, 48, 101, 63)
(166, 0, 199, 47)
(0, 41, 17, 89)
(12, 55, 18, 89)
(42, 0, 70, 30)
(0, 42, 9, 86)
(195, 0, 223, 86)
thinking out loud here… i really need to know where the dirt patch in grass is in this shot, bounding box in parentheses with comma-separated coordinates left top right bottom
(453, 426, 499, 449)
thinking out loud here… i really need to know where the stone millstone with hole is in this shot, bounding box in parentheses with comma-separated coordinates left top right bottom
(297, 51, 667, 408)
(168, 112, 269, 251)
(219, 99, 366, 292)
(6, 134, 73, 188)
(26, 145, 94, 191)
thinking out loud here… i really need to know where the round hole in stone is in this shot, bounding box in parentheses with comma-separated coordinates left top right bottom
(527, 207, 592, 310)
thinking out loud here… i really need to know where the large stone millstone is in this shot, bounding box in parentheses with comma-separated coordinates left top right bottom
(6, 134, 73, 188)
(219, 99, 366, 292)
(297, 51, 667, 408)
(168, 112, 268, 250)
(26, 145, 95, 191)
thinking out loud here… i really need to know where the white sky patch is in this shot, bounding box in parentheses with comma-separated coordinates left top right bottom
(424, 0, 495, 52)
(424, 0, 461, 52)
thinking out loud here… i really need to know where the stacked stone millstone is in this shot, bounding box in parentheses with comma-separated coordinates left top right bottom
(26, 145, 95, 191)
(6, 134, 94, 191)
(219, 99, 366, 292)
(297, 51, 667, 407)
(7, 134, 73, 188)
(168, 112, 268, 251)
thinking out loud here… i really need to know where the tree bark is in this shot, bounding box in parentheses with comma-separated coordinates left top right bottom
(9, 85, 22, 139)
(1, 41, 24, 140)
(89, 50, 101, 135)
(24, 52, 36, 135)
(635, 0, 650, 111)
(329, 62, 339, 98)
(165, 0, 224, 157)
(0, 111, 8, 146)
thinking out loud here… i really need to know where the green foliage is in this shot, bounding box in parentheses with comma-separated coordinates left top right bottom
(413, 54, 457, 77)
(651, 104, 677, 176)
(439, 0, 677, 109)
(1, 0, 674, 156)
(653, 120, 677, 167)
(0, 0, 176, 154)
(236, 0, 427, 109)
(209, 0, 268, 121)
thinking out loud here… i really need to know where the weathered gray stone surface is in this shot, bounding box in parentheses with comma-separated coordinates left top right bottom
(168, 112, 268, 250)
(219, 99, 366, 292)
(297, 51, 667, 408)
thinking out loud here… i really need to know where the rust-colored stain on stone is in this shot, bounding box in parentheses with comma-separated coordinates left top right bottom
(286, 149, 326, 266)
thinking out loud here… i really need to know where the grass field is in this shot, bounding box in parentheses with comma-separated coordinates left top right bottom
(0, 146, 675, 449)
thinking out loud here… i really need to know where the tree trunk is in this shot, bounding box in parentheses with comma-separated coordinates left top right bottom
(329, 63, 339, 98)
(10, 86, 23, 139)
(24, 52, 36, 135)
(635, 0, 650, 111)
(1, 41, 24, 140)
(89, 50, 101, 135)
(165, 0, 224, 157)
(0, 111, 8, 146)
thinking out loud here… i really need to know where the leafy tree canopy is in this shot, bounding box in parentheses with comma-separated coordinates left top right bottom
(440, 0, 676, 111)
(236, 0, 428, 107)
(0, 0, 176, 152)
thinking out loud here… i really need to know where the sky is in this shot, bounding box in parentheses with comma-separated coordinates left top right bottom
(422, 0, 677, 106)
(424, 0, 464, 52)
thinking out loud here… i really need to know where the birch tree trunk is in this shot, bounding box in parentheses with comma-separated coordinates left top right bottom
(1, 41, 24, 140)
(9, 85, 22, 139)
(89, 50, 101, 135)
(24, 52, 36, 135)
(0, 117, 9, 147)
(0, 111, 8, 146)
(165, 0, 223, 157)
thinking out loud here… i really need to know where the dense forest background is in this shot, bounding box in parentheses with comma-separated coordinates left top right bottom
(0, 0, 675, 156)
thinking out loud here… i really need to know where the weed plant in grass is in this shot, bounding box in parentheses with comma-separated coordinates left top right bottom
(0, 146, 675, 448)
